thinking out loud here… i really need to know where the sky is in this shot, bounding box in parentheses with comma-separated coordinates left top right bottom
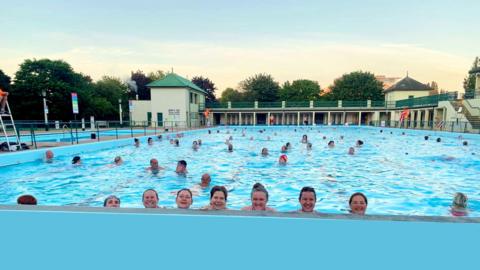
(1, 0, 479, 95)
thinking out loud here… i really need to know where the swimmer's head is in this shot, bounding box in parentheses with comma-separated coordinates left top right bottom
(104, 195, 120, 207)
(436, 138, 441, 143)
(463, 141, 468, 146)
(72, 156, 81, 164)
(424, 135, 429, 140)
(348, 147, 355, 155)
(227, 143, 233, 152)
(17, 194, 37, 205)
(45, 150, 54, 160)
(201, 173, 211, 187)
(279, 154, 288, 164)
(261, 148, 269, 156)
(114, 156, 123, 165)
(452, 192, 467, 209)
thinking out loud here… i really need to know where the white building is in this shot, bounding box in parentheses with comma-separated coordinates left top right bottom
(384, 75, 432, 104)
(130, 73, 207, 128)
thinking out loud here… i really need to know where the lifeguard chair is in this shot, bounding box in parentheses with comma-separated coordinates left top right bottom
(0, 101, 21, 151)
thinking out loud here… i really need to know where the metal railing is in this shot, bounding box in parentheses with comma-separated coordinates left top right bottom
(0, 120, 207, 151)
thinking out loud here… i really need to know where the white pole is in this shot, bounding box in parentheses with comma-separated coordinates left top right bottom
(118, 99, 123, 125)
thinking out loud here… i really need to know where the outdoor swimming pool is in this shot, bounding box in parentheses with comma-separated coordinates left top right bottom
(1, 126, 479, 216)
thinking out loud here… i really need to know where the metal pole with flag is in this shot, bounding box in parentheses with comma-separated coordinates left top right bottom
(71, 92, 79, 143)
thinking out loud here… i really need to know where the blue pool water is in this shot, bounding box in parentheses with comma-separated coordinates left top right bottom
(1, 126, 479, 216)
(16, 129, 157, 143)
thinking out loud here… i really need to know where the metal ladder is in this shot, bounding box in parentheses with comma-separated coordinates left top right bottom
(0, 101, 21, 151)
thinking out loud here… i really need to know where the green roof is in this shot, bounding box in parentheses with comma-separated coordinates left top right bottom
(146, 73, 206, 94)
(384, 76, 432, 93)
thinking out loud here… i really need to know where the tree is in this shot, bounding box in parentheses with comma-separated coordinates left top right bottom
(279, 79, 322, 101)
(191, 76, 217, 102)
(11, 59, 94, 120)
(328, 71, 384, 101)
(147, 70, 166, 82)
(130, 70, 152, 100)
(0, 69, 11, 91)
(219, 88, 244, 102)
(464, 57, 479, 98)
(240, 73, 280, 101)
(84, 76, 129, 120)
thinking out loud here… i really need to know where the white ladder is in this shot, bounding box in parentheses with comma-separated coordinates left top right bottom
(0, 101, 21, 151)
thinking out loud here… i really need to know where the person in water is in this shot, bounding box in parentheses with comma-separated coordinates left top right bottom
(349, 192, 367, 215)
(176, 188, 193, 209)
(450, 192, 468, 217)
(242, 183, 275, 211)
(204, 186, 228, 210)
(104, 195, 120, 208)
(298, 186, 316, 213)
(142, 189, 160, 208)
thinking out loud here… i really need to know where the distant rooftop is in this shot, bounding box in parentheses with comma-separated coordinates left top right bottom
(147, 73, 206, 94)
(384, 76, 432, 93)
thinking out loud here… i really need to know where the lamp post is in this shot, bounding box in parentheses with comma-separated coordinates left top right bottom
(118, 99, 123, 126)
(42, 90, 49, 131)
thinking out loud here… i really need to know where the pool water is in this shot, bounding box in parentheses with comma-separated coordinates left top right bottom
(1, 126, 479, 217)
(16, 129, 157, 143)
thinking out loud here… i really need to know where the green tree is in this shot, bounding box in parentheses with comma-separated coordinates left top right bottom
(131, 70, 151, 100)
(147, 70, 166, 82)
(83, 76, 129, 120)
(464, 57, 479, 98)
(0, 69, 11, 91)
(240, 73, 280, 101)
(328, 71, 384, 101)
(11, 59, 94, 120)
(192, 76, 217, 102)
(279, 79, 322, 101)
(219, 87, 244, 102)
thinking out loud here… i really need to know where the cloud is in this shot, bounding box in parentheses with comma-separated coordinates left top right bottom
(0, 34, 472, 95)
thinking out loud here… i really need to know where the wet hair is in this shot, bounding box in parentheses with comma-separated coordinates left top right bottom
(307, 142, 312, 149)
(17, 195, 37, 205)
(228, 143, 233, 151)
(424, 135, 429, 140)
(157, 135, 162, 139)
(463, 141, 468, 146)
(148, 137, 152, 141)
(134, 138, 139, 143)
(380, 130, 383, 133)
(142, 189, 159, 201)
(178, 160, 187, 167)
(114, 156, 122, 163)
(103, 195, 120, 207)
(298, 186, 316, 201)
(176, 188, 193, 202)
(452, 192, 467, 209)
(210, 186, 228, 201)
(328, 140, 335, 145)
(356, 140, 364, 146)
(251, 183, 269, 201)
(72, 156, 81, 164)
(175, 139, 179, 146)
(349, 192, 368, 205)
(436, 138, 441, 142)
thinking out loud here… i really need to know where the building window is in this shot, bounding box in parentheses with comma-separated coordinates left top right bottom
(190, 92, 193, 103)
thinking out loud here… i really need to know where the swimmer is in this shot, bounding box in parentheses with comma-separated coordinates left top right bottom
(197, 139, 202, 146)
(298, 186, 316, 213)
(44, 150, 54, 163)
(261, 148, 269, 156)
(169, 139, 174, 144)
(174, 139, 180, 147)
(72, 156, 81, 165)
(176, 189, 193, 209)
(227, 143, 233, 152)
(279, 154, 288, 165)
(436, 138, 441, 143)
(328, 141, 335, 148)
(134, 138, 140, 147)
(450, 192, 468, 217)
(200, 173, 212, 188)
(176, 160, 188, 174)
(340, 135, 344, 140)
(113, 156, 123, 165)
(322, 136, 327, 140)
(306, 143, 312, 150)
(229, 135, 233, 141)
(349, 192, 367, 215)
(348, 147, 355, 155)
(157, 135, 162, 141)
(286, 142, 292, 150)
(208, 130, 212, 134)
(301, 134, 308, 143)
(281, 145, 288, 153)
(205, 186, 228, 210)
(147, 158, 164, 173)
(17, 194, 37, 205)
(424, 135, 429, 140)
(104, 195, 120, 208)
(241, 183, 275, 211)
(147, 137, 153, 145)
(142, 189, 159, 208)
(463, 141, 468, 146)
(356, 140, 364, 147)
(380, 130, 383, 133)
(250, 136, 254, 141)
(192, 141, 199, 151)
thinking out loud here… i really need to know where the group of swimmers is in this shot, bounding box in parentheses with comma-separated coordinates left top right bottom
(17, 184, 469, 217)
(34, 128, 472, 217)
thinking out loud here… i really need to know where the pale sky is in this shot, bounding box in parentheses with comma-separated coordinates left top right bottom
(1, 0, 479, 95)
